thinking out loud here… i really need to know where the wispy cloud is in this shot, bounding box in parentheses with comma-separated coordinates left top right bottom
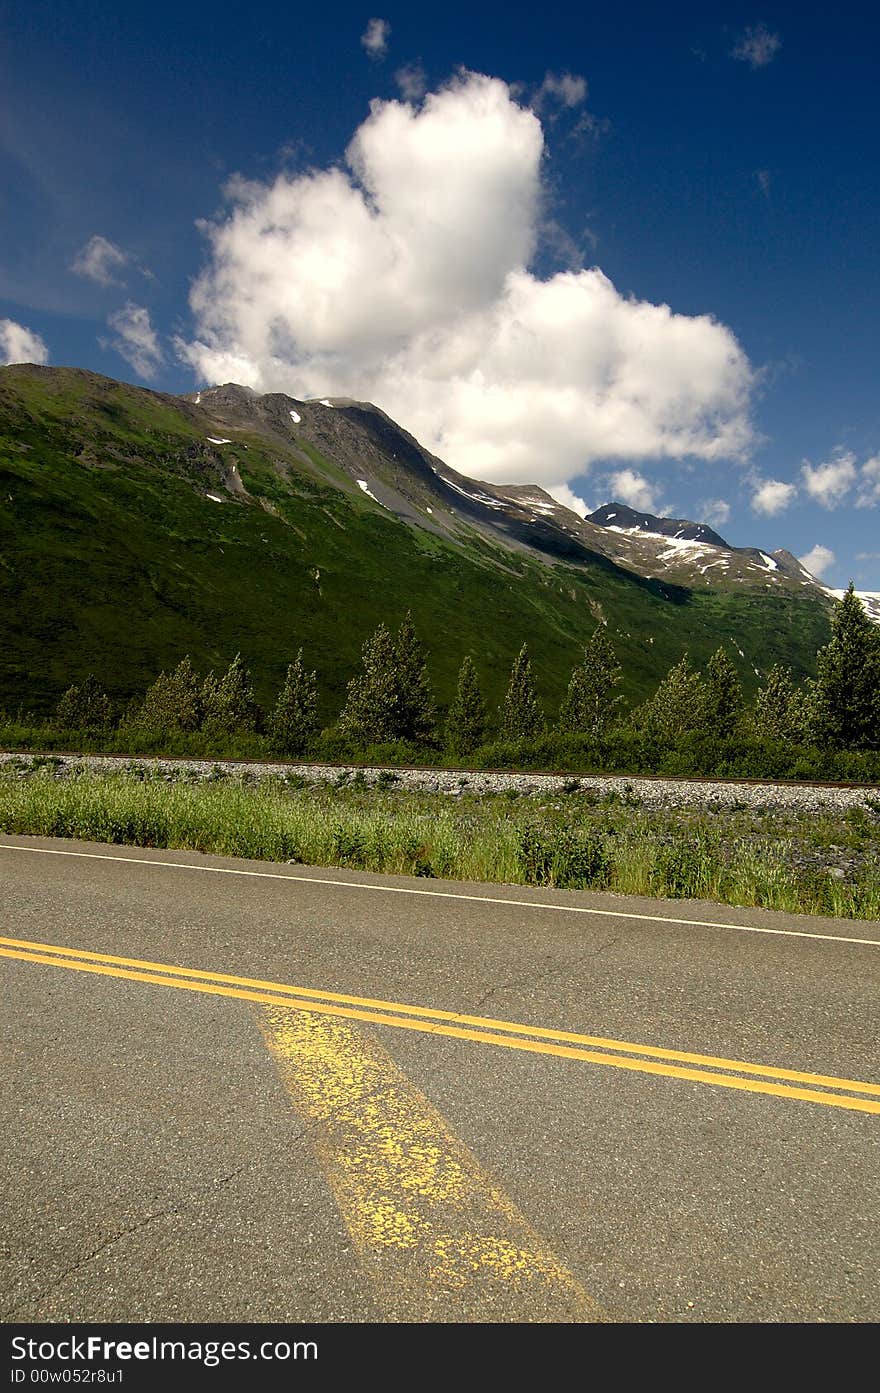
(751, 478, 797, 515)
(608, 469, 662, 513)
(798, 543, 835, 579)
(71, 234, 129, 287)
(533, 71, 588, 112)
(700, 498, 731, 528)
(731, 23, 782, 69)
(801, 450, 857, 508)
(361, 18, 390, 59)
(395, 62, 427, 102)
(755, 169, 771, 199)
(106, 302, 163, 379)
(0, 318, 49, 365)
(856, 454, 880, 508)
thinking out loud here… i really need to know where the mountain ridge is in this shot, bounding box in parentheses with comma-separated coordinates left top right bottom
(0, 364, 837, 717)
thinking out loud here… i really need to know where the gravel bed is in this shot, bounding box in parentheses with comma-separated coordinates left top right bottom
(1, 751, 877, 814)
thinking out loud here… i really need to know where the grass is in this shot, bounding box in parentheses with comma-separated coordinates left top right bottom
(1, 769, 878, 921)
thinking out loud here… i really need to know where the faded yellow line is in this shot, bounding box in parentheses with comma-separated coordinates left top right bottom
(3, 933, 880, 1100)
(257, 1004, 602, 1321)
(3, 942, 880, 1114)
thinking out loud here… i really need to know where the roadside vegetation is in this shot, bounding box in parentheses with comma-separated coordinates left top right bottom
(1, 767, 878, 919)
(2, 587, 880, 783)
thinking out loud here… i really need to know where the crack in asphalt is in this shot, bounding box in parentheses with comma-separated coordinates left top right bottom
(2, 1127, 312, 1319)
(470, 936, 620, 1015)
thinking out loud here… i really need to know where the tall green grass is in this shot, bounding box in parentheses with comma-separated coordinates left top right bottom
(1, 771, 878, 920)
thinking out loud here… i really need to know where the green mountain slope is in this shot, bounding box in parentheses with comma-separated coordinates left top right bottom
(0, 365, 831, 720)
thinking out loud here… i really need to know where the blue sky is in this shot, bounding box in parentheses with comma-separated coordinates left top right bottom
(2, 1, 879, 588)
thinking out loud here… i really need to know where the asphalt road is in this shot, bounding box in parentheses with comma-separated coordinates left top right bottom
(1, 833, 879, 1324)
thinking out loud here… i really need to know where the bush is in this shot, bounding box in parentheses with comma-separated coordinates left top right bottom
(517, 824, 611, 889)
(651, 836, 721, 899)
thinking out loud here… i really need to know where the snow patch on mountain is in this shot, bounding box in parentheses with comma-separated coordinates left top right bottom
(828, 588, 880, 623)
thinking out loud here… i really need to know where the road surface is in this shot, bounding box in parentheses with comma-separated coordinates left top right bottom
(1, 834, 878, 1323)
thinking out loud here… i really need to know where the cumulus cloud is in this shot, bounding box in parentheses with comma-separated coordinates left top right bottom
(71, 234, 129, 287)
(751, 478, 796, 515)
(533, 71, 588, 111)
(106, 302, 163, 379)
(179, 72, 755, 492)
(800, 450, 857, 508)
(731, 24, 782, 69)
(608, 469, 662, 513)
(700, 498, 731, 528)
(361, 18, 390, 58)
(798, 544, 835, 579)
(0, 318, 49, 365)
(856, 454, 880, 507)
(395, 63, 427, 101)
(546, 481, 589, 517)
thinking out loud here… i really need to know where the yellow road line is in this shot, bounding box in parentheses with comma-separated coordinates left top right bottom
(2, 939, 880, 1114)
(3, 932, 880, 1100)
(257, 1004, 603, 1321)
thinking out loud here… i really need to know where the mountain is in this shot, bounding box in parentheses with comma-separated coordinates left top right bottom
(0, 365, 834, 720)
(588, 502, 731, 549)
(584, 501, 820, 592)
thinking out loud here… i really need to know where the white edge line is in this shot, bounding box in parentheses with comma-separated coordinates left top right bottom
(1, 842, 879, 948)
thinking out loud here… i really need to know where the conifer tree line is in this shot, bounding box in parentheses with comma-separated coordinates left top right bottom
(50, 586, 880, 758)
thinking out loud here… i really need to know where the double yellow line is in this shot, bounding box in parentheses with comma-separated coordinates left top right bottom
(2, 932, 880, 1114)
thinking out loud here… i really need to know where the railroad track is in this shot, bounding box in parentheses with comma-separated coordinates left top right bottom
(1, 747, 878, 795)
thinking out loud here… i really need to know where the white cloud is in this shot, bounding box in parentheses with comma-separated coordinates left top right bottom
(0, 318, 49, 365)
(71, 234, 129, 287)
(755, 169, 771, 198)
(751, 478, 796, 515)
(361, 18, 390, 58)
(546, 481, 589, 517)
(608, 469, 661, 513)
(856, 454, 880, 507)
(798, 543, 835, 579)
(731, 24, 782, 69)
(700, 498, 731, 528)
(106, 302, 163, 379)
(534, 71, 588, 110)
(179, 71, 755, 495)
(395, 63, 427, 101)
(800, 450, 857, 508)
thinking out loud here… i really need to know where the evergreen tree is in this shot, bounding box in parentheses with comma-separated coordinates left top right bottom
(813, 584, 880, 749)
(56, 675, 112, 731)
(202, 653, 260, 733)
(557, 625, 623, 736)
(631, 654, 704, 742)
(138, 656, 202, 732)
(702, 647, 743, 730)
(500, 644, 543, 740)
(445, 655, 487, 755)
(753, 664, 798, 742)
(338, 623, 402, 744)
(269, 650, 319, 755)
(393, 611, 437, 743)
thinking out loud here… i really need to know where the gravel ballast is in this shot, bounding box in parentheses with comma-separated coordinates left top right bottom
(1, 751, 877, 814)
